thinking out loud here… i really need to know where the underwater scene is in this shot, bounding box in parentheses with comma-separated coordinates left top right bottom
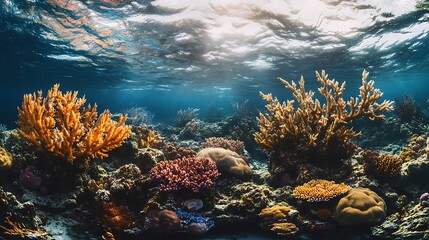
(1, 0, 429, 239)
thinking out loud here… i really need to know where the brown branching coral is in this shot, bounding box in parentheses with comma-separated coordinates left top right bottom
(254, 70, 394, 155)
(292, 179, 351, 202)
(17, 84, 131, 164)
(363, 150, 402, 177)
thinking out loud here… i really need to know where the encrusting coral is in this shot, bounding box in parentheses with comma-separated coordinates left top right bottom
(254, 70, 393, 157)
(292, 179, 351, 202)
(16, 84, 131, 164)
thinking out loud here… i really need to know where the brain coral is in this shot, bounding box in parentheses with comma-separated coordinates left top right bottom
(196, 147, 252, 177)
(292, 179, 351, 202)
(333, 188, 386, 226)
(0, 147, 12, 169)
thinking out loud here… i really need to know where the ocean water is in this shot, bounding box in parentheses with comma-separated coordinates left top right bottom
(1, 0, 428, 128)
(1, 0, 429, 239)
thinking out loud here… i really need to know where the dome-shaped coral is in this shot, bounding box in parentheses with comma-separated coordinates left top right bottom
(333, 188, 386, 226)
(196, 147, 252, 177)
(292, 179, 351, 202)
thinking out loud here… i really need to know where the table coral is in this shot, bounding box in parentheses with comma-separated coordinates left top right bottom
(254, 70, 393, 158)
(17, 84, 131, 164)
(293, 179, 351, 202)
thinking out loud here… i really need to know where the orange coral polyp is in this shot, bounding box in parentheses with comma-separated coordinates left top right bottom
(17, 84, 131, 164)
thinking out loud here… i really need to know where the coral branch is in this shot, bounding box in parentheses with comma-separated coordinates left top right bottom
(254, 70, 393, 154)
(17, 84, 131, 164)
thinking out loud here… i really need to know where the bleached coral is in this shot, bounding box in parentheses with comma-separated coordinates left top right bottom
(17, 84, 131, 164)
(254, 70, 394, 155)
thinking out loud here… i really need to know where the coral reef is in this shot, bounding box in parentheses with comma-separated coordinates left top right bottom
(17, 84, 131, 164)
(197, 147, 252, 177)
(254, 70, 393, 160)
(293, 179, 351, 202)
(214, 181, 293, 225)
(201, 137, 245, 156)
(0, 147, 12, 169)
(150, 157, 220, 192)
(333, 188, 386, 226)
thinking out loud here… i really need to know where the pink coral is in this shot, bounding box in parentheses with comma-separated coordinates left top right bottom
(150, 157, 220, 192)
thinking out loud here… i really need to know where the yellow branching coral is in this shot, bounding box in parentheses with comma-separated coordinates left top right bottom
(254, 70, 394, 152)
(0, 147, 13, 169)
(292, 179, 351, 202)
(17, 84, 131, 164)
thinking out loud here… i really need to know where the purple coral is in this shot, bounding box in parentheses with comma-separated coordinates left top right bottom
(150, 157, 220, 192)
(420, 192, 429, 207)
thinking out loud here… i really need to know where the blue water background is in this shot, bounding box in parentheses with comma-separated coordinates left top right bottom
(1, 0, 429, 128)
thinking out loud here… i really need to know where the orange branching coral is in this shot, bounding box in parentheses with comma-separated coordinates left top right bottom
(254, 70, 394, 152)
(293, 179, 351, 202)
(17, 84, 131, 164)
(0, 216, 48, 239)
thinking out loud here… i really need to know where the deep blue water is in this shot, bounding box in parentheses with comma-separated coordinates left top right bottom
(1, 0, 429, 127)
